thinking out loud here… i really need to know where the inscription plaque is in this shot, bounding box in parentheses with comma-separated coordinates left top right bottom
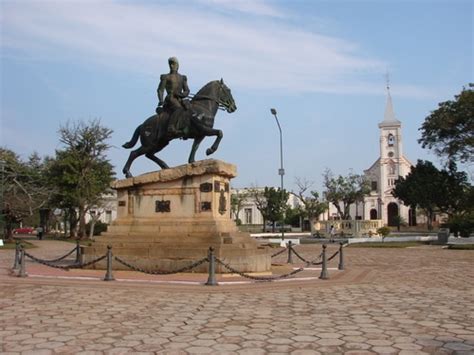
(155, 200, 171, 213)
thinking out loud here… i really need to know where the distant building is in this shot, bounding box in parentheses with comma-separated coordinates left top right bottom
(84, 189, 117, 225)
(231, 187, 300, 226)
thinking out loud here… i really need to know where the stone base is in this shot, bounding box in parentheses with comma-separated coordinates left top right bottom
(82, 159, 271, 273)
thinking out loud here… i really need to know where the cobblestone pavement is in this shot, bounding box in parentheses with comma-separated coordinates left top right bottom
(0, 239, 473, 354)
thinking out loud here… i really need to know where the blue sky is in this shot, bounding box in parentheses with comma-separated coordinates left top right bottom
(1, 0, 472, 192)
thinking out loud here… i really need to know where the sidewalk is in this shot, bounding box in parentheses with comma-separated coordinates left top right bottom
(1, 239, 473, 354)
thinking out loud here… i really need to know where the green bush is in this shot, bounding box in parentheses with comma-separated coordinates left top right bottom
(85, 221, 108, 236)
(446, 213, 474, 238)
(377, 226, 391, 237)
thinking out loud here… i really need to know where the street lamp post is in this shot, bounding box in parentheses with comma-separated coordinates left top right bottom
(270, 108, 285, 240)
(0, 160, 5, 239)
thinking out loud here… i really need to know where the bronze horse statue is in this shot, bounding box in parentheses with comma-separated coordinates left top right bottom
(122, 79, 236, 178)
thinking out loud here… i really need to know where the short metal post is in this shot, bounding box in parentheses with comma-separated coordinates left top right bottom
(205, 247, 218, 286)
(18, 246, 27, 278)
(103, 245, 115, 281)
(75, 240, 81, 264)
(319, 244, 329, 280)
(338, 242, 345, 270)
(287, 240, 293, 264)
(12, 240, 20, 270)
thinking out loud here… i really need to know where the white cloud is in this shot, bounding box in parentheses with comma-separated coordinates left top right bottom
(196, 0, 287, 18)
(1, 1, 432, 97)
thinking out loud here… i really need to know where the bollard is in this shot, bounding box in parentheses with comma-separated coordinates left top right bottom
(338, 242, 345, 270)
(75, 240, 82, 264)
(319, 244, 329, 280)
(205, 247, 218, 286)
(287, 240, 293, 264)
(103, 245, 115, 281)
(12, 240, 20, 270)
(18, 246, 27, 278)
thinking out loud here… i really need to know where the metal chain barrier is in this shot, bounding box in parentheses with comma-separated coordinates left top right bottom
(73, 254, 107, 269)
(327, 250, 340, 261)
(288, 245, 313, 263)
(114, 256, 209, 275)
(23, 250, 106, 270)
(23, 250, 76, 270)
(38, 247, 77, 263)
(215, 257, 305, 282)
(271, 247, 287, 258)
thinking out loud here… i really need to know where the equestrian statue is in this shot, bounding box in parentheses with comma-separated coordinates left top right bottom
(122, 57, 237, 178)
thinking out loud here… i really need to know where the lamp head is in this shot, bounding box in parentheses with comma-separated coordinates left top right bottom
(270, 108, 277, 115)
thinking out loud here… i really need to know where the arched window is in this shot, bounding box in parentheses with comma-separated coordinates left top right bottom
(388, 134, 395, 146)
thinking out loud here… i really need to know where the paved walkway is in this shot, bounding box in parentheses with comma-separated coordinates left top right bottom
(0, 239, 473, 354)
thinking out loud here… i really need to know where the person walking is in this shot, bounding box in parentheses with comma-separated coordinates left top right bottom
(36, 225, 43, 240)
(329, 225, 336, 243)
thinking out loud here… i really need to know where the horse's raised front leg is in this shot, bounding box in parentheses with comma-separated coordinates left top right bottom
(189, 136, 204, 163)
(205, 129, 223, 156)
(122, 146, 148, 178)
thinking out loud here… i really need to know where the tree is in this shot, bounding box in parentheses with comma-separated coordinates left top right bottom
(86, 189, 115, 238)
(248, 187, 289, 232)
(392, 160, 441, 230)
(230, 190, 248, 224)
(0, 148, 54, 228)
(419, 83, 474, 164)
(47, 120, 114, 239)
(392, 160, 473, 231)
(292, 178, 328, 234)
(323, 169, 371, 220)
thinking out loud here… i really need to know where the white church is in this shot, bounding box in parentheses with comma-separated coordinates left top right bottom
(360, 87, 415, 226)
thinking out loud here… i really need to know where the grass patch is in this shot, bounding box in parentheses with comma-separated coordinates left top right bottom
(447, 244, 474, 250)
(0, 240, 35, 250)
(348, 241, 429, 248)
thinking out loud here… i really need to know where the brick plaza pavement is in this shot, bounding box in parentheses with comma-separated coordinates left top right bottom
(0, 239, 473, 354)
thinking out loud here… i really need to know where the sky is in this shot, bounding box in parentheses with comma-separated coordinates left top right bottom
(1, 0, 472, 193)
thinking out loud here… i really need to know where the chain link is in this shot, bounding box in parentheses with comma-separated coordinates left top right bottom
(114, 256, 209, 275)
(39, 247, 77, 263)
(215, 257, 305, 282)
(23, 251, 106, 270)
(73, 254, 107, 269)
(271, 247, 287, 258)
(327, 250, 340, 261)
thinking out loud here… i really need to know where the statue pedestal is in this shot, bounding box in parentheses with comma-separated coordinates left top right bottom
(83, 159, 270, 273)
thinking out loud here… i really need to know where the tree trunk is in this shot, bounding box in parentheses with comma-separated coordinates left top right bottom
(88, 219, 96, 239)
(78, 205, 86, 239)
(309, 217, 316, 235)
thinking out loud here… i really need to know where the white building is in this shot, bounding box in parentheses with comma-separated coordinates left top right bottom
(85, 189, 118, 225)
(231, 187, 300, 226)
(362, 87, 414, 226)
(323, 86, 415, 226)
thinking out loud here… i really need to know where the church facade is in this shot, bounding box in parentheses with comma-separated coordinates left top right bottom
(361, 89, 415, 226)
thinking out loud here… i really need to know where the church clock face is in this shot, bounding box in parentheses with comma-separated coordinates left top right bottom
(388, 134, 395, 146)
(388, 151, 394, 158)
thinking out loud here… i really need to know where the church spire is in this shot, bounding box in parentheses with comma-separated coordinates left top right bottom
(379, 75, 401, 128)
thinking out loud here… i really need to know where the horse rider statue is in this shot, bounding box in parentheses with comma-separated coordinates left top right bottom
(156, 56, 195, 140)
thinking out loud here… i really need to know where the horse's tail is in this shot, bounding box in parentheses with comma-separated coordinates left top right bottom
(122, 125, 141, 149)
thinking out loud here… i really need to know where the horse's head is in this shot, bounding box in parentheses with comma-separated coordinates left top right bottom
(216, 79, 237, 113)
